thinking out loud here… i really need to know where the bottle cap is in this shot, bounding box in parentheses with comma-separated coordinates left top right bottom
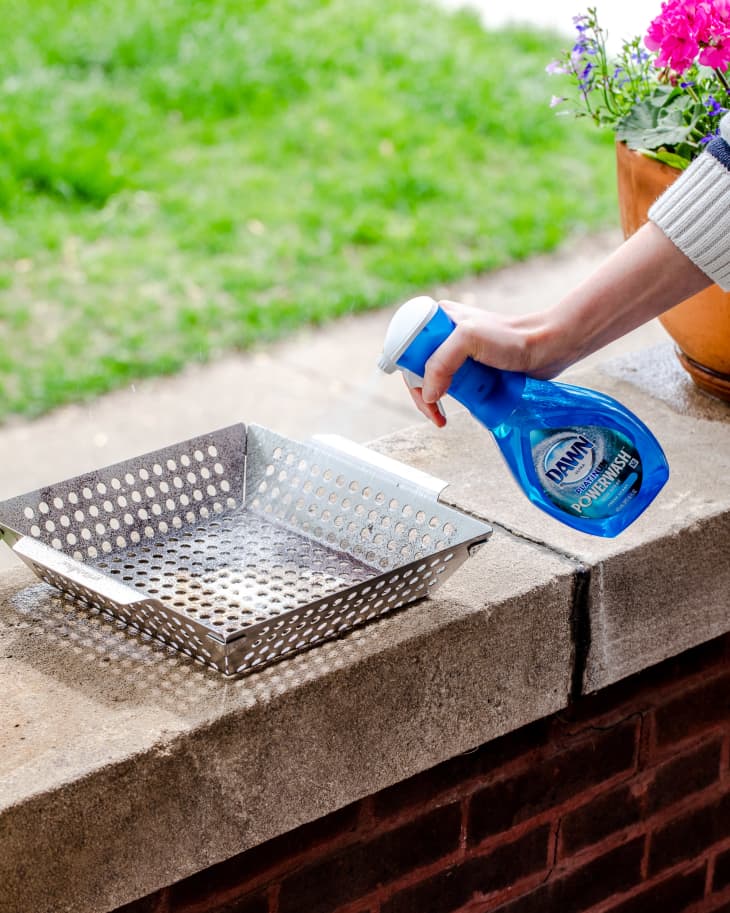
(377, 296, 438, 373)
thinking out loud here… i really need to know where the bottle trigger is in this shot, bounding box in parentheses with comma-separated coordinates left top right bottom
(402, 369, 423, 389)
(402, 369, 446, 417)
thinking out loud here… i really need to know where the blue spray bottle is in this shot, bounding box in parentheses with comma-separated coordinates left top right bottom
(377, 297, 669, 537)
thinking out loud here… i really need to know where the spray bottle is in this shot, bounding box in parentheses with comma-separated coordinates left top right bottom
(377, 296, 669, 537)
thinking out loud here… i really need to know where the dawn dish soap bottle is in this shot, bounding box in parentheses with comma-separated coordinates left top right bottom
(377, 296, 669, 538)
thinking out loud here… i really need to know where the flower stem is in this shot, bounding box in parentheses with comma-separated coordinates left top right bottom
(686, 83, 701, 104)
(714, 66, 730, 99)
(587, 13, 618, 118)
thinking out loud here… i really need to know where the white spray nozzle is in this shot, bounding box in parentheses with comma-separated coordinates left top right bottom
(376, 352, 395, 374)
(378, 296, 446, 420)
(378, 296, 438, 374)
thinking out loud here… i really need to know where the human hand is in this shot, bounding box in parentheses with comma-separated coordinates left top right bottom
(405, 300, 558, 427)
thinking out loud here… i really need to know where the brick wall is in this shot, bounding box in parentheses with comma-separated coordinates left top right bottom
(115, 633, 730, 913)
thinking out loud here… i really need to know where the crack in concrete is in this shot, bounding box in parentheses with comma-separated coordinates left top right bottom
(473, 517, 590, 568)
(438, 510, 596, 702)
(569, 567, 592, 702)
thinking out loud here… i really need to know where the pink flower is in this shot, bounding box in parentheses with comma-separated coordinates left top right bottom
(645, 0, 730, 72)
(645, 0, 701, 72)
(696, 0, 730, 67)
(700, 37, 730, 67)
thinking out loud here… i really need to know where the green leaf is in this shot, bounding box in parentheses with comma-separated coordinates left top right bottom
(637, 148, 691, 170)
(615, 97, 692, 150)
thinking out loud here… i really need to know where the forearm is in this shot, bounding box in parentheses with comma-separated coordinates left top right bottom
(535, 221, 712, 376)
(417, 222, 711, 414)
(536, 119, 730, 377)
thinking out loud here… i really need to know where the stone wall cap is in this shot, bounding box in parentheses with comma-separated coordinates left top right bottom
(1, 527, 574, 913)
(2, 343, 729, 913)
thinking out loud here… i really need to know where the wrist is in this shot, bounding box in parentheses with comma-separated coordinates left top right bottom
(506, 308, 580, 379)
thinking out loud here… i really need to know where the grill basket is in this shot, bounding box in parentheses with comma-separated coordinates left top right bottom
(0, 424, 490, 676)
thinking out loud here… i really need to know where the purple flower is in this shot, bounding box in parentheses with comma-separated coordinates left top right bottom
(611, 65, 630, 87)
(550, 95, 566, 107)
(700, 127, 721, 143)
(578, 60, 594, 90)
(630, 48, 650, 64)
(706, 94, 728, 116)
(545, 59, 568, 74)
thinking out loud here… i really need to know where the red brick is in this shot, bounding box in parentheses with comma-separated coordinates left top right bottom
(560, 783, 641, 856)
(646, 738, 722, 813)
(381, 824, 550, 913)
(167, 802, 360, 908)
(278, 802, 461, 913)
(560, 738, 722, 857)
(602, 865, 706, 913)
(654, 673, 730, 748)
(468, 720, 637, 845)
(713, 846, 730, 892)
(491, 836, 645, 913)
(649, 790, 730, 876)
(373, 718, 552, 819)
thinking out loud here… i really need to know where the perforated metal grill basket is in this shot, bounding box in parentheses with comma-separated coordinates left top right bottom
(0, 424, 490, 675)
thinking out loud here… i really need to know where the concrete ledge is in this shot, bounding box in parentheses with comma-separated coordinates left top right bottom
(2, 342, 728, 913)
(0, 532, 574, 913)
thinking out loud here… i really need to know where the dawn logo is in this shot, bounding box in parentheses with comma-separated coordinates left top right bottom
(542, 433, 596, 486)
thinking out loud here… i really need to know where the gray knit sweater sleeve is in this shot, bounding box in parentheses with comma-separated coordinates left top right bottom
(649, 112, 730, 290)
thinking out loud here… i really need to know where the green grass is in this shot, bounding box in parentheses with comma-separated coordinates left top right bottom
(0, 0, 617, 421)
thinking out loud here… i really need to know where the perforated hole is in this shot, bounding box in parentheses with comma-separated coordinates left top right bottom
(95, 511, 376, 638)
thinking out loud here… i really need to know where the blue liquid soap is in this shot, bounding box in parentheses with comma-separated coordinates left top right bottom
(377, 297, 669, 537)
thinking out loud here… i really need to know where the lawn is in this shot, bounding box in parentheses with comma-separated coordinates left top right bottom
(0, 0, 617, 421)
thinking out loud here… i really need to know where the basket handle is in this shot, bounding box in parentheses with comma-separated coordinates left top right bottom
(312, 434, 447, 500)
(11, 536, 146, 606)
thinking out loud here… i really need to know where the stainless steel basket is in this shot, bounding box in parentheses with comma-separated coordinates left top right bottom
(0, 424, 490, 675)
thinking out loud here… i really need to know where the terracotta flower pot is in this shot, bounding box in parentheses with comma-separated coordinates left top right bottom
(615, 140, 730, 401)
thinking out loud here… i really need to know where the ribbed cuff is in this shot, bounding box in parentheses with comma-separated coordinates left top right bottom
(649, 152, 730, 291)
